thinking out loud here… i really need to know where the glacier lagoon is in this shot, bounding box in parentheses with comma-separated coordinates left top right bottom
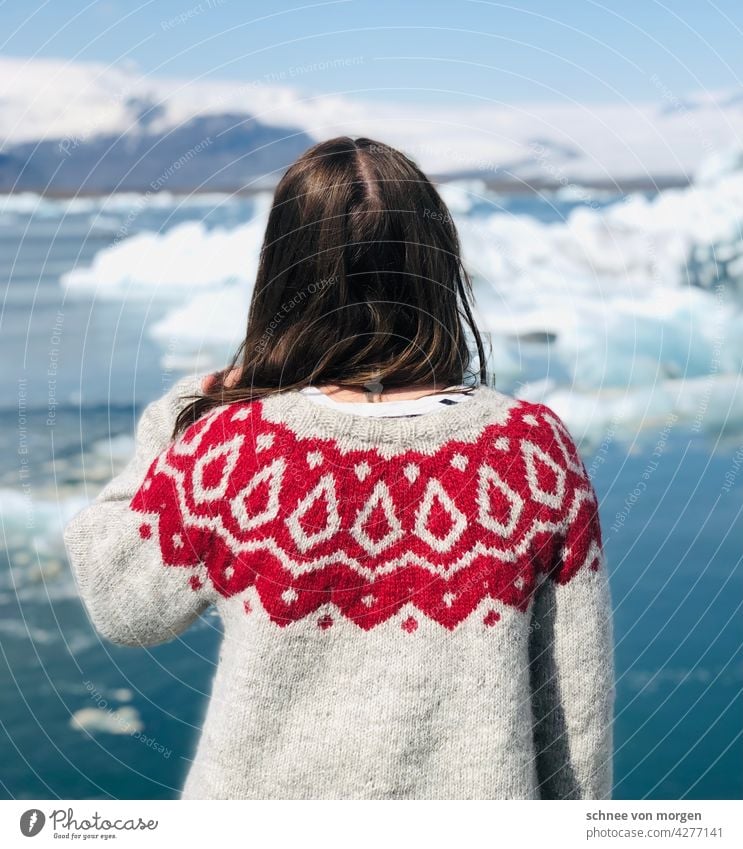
(1, 166, 741, 799)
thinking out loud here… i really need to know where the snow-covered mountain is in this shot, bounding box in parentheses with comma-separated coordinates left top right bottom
(2, 55, 743, 192)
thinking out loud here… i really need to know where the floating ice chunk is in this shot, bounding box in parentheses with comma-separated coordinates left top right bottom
(92, 434, 135, 461)
(515, 377, 559, 404)
(536, 373, 743, 448)
(438, 179, 491, 214)
(69, 706, 144, 735)
(0, 191, 240, 220)
(695, 144, 743, 185)
(149, 283, 247, 366)
(552, 184, 618, 203)
(0, 488, 87, 542)
(61, 193, 271, 297)
(61, 222, 244, 296)
(111, 688, 134, 702)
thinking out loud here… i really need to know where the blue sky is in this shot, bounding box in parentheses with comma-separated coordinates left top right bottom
(2, 0, 742, 104)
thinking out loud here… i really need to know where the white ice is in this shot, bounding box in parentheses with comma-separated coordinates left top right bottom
(54, 146, 743, 442)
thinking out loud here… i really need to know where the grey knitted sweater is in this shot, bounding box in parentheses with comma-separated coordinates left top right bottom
(64, 375, 615, 800)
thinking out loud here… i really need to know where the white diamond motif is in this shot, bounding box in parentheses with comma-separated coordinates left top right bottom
(522, 440, 566, 509)
(414, 479, 467, 553)
(229, 456, 286, 532)
(192, 435, 243, 503)
(286, 473, 342, 552)
(476, 464, 524, 537)
(351, 480, 404, 556)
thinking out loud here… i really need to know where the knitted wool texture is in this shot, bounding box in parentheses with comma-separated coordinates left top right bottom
(64, 375, 615, 800)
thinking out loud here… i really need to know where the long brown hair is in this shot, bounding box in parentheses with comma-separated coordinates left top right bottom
(173, 136, 488, 437)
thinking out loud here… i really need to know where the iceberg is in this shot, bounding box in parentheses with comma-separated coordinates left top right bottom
(69, 706, 144, 735)
(55, 147, 743, 440)
(61, 192, 271, 297)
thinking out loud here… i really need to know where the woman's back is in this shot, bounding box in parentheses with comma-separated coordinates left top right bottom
(64, 374, 613, 799)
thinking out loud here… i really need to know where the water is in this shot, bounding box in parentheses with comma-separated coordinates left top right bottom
(0, 191, 741, 800)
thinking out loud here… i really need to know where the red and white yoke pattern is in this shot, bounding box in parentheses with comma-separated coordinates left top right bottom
(131, 389, 601, 631)
(65, 375, 615, 801)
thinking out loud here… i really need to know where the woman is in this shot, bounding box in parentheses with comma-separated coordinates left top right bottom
(64, 137, 614, 800)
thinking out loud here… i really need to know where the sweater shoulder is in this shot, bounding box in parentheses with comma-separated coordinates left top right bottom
(174, 397, 266, 449)
(504, 397, 582, 453)
(485, 395, 589, 483)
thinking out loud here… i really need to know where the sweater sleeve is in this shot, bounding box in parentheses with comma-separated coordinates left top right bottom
(527, 405, 615, 800)
(63, 375, 217, 648)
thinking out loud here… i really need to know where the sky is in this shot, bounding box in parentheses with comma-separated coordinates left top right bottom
(1, 0, 742, 105)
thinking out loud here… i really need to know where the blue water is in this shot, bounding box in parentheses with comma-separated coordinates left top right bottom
(0, 193, 741, 800)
